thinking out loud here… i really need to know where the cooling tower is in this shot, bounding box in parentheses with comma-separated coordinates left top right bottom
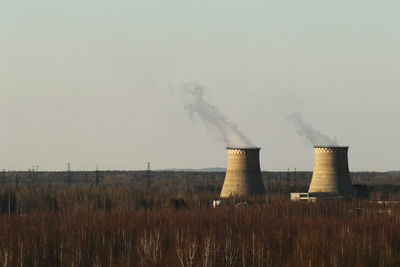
(308, 146, 354, 197)
(220, 148, 266, 198)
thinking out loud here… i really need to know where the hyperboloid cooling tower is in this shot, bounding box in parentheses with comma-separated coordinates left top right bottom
(308, 146, 354, 197)
(220, 147, 266, 198)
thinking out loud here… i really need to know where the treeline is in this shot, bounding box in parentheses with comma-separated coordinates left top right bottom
(1, 170, 400, 186)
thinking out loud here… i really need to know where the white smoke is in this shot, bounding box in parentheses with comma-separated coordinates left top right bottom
(184, 83, 253, 148)
(288, 112, 338, 146)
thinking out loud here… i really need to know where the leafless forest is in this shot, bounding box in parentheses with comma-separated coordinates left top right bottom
(0, 170, 400, 266)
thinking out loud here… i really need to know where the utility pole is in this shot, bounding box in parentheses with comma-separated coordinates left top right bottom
(30, 167, 36, 184)
(294, 168, 297, 191)
(146, 162, 151, 191)
(66, 163, 71, 184)
(33, 165, 39, 182)
(95, 165, 103, 185)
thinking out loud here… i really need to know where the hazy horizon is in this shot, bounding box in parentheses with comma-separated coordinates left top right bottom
(1, 1, 400, 171)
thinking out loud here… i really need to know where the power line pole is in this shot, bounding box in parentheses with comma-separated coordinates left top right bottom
(34, 165, 39, 182)
(66, 163, 71, 184)
(95, 165, 103, 185)
(146, 162, 151, 191)
(30, 167, 36, 184)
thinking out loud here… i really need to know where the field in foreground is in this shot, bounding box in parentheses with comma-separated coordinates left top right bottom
(0, 182, 400, 267)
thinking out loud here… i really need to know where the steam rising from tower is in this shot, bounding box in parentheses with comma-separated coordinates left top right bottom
(184, 83, 253, 148)
(289, 112, 338, 146)
(220, 147, 265, 198)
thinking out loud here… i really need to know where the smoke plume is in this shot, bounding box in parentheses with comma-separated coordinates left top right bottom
(288, 112, 338, 146)
(184, 83, 253, 148)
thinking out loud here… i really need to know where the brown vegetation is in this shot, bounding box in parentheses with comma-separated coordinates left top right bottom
(0, 172, 399, 266)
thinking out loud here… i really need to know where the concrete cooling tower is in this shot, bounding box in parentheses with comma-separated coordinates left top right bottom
(308, 146, 354, 197)
(220, 148, 266, 198)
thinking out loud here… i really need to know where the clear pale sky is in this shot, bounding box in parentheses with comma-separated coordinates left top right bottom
(1, 1, 399, 171)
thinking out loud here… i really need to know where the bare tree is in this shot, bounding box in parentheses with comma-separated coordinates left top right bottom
(224, 238, 238, 267)
(137, 229, 162, 265)
(176, 231, 198, 267)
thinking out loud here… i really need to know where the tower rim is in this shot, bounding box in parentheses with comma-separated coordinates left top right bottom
(313, 146, 348, 149)
(226, 147, 261, 150)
